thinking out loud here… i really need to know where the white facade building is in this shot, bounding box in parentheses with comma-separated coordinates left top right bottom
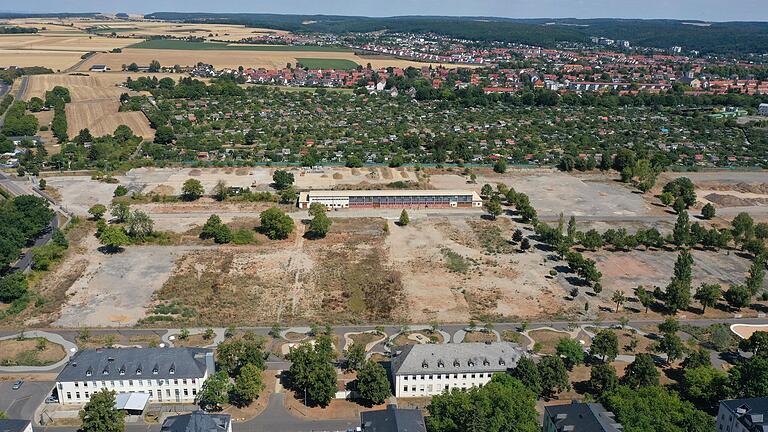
(390, 342, 525, 398)
(758, 103, 768, 116)
(717, 397, 768, 432)
(55, 348, 214, 406)
(297, 189, 482, 210)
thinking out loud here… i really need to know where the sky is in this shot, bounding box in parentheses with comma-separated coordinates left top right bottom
(7, 0, 768, 22)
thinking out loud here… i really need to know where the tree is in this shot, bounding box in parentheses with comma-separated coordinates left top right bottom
(538, 355, 570, 398)
(272, 170, 294, 190)
(558, 155, 575, 172)
(589, 363, 618, 394)
(682, 366, 729, 409)
(110, 202, 130, 223)
(555, 338, 584, 370)
(724, 285, 752, 310)
(125, 210, 153, 239)
(344, 343, 366, 372)
(113, 185, 128, 197)
(658, 317, 680, 335)
(611, 290, 626, 312)
(662, 177, 696, 208)
(732, 212, 755, 244)
(665, 249, 693, 313)
(613, 148, 636, 173)
(99, 226, 130, 253)
(581, 229, 604, 250)
(259, 207, 294, 240)
(635, 286, 653, 313)
(308, 202, 326, 218)
(154, 125, 174, 144)
(197, 371, 231, 411)
(308, 212, 332, 238)
(701, 203, 716, 220)
(216, 337, 267, 377)
(79, 389, 125, 432)
(621, 353, 659, 388)
(729, 355, 768, 398)
(672, 211, 690, 247)
(182, 179, 204, 201)
(694, 283, 722, 313)
(113, 125, 133, 142)
(739, 331, 768, 357)
(480, 184, 494, 198)
(356, 361, 391, 405)
(148, 59, 161, 73)
(520, 237, 531, 251)
(656, 332, 685, 364)
(88, 204, 107, 220)
(745, 255, 766, 296)
(212, 180, 228, 202)
(510, 356, 541, 396)
(201, 215, 224, 240)
(75, 128, 94, 145)
(512, 229, 524, 243)
(0, 272, 28, 303)
(426, 374, 539, 432)
(485, 199, 502, 220)
(591, 329, 619, 362)
(398, 209, 410, 226)
(231, 363, 264, 407)
(493, 159, 507, 173)
(287, 336, 338, 407)
(602, 385, 714, 432)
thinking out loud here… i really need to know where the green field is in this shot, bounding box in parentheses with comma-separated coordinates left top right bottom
(295, 58, 359, 70)
(129, 39, 352, 52)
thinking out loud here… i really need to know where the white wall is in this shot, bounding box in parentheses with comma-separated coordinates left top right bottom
(394, 370, 500, 397)
(57, 372, 208, 405)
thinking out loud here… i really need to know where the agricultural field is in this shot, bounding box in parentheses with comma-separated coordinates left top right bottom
(129, 39, 351, 52)
(296, 58, 359, 69)
(0, 49, 85, 70)
(0, 33, 141, 52)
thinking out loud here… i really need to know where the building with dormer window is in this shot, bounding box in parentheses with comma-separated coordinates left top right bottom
(54, 348, 214, 405)
(389, 342, 524, 397)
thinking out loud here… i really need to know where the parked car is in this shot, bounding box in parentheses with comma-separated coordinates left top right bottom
(12, 380, 23, 390)
(45, 395, 59, 404)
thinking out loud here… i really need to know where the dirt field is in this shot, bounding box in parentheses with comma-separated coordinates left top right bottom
(78, 48, 465, 71)
(430, 169, 653, 217)
(662, 171, 768, 221)
(52, 236, 204, 327)
(0, 338, 66, 366)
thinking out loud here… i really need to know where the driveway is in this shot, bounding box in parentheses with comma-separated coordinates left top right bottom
(0, 380, 54, 421)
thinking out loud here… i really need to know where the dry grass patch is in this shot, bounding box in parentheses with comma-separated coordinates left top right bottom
(173, 333, 214, 348)
(586, 327, 655, 355)
(462, 331, 498, 343)
(529, 329, 573, 354)
(392, 330, 444, 346)
(0, 338, 66, 366)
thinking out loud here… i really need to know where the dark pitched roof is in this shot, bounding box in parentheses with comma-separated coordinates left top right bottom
(721, 397, 768, 431)
(361, 405, 426, 432)
(390, 342, 524, 376)
(57, 348, 212, 382)
(544, 402, 623, 432)
(161, 411, 231, 432)
(0, 419, 31, 432)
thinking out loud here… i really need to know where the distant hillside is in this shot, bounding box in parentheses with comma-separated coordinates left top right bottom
(145, 12, 768, 55)
(0, 12, 99, 19)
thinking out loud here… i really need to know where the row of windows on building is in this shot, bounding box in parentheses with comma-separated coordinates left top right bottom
(65, 378, 196, 389)
(347, 195, 473, 203)
(66, 388, 196, 401)
(402, 372, 495, 381)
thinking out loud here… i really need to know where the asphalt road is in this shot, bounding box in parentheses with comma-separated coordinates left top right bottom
(0, 380, 54, 421)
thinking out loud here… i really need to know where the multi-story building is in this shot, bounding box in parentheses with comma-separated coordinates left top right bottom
(389, 342, 524, 398)
(297, 189, 482, 210)
(55, 348, 214, 405)
(759, 103, 768, 116)
(161, 411, 232, 432)
(543, 402, 624, 432)
(717, 397, 768, 432)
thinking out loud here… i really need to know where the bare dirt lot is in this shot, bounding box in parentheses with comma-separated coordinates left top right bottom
(430, 169, 653, 217)
(662, 171, 768, 221)
(52, 237, 205, 327)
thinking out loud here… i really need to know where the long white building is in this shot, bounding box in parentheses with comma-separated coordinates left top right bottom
(390, 342, 525, 398)
(55, 348, 214, 405)
(297, 189, 482, 210)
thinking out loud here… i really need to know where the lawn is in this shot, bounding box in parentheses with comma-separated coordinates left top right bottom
(295, 58, 359, 70)
(129, 39, 352, 52)
(528, 329, 573, 354)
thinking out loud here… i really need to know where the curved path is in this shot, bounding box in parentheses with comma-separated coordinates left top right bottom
(0, 331, 77, 373)
(161, 328, 225, 348)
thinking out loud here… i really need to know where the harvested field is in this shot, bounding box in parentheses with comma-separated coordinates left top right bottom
(78, 48, 469, 72)
(0, 49, 85, 70)
(66, 100, 154, 138)
(0, 338, 67, 366)
(0, 34, 141, 52)
(66, 20, 290, 41)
